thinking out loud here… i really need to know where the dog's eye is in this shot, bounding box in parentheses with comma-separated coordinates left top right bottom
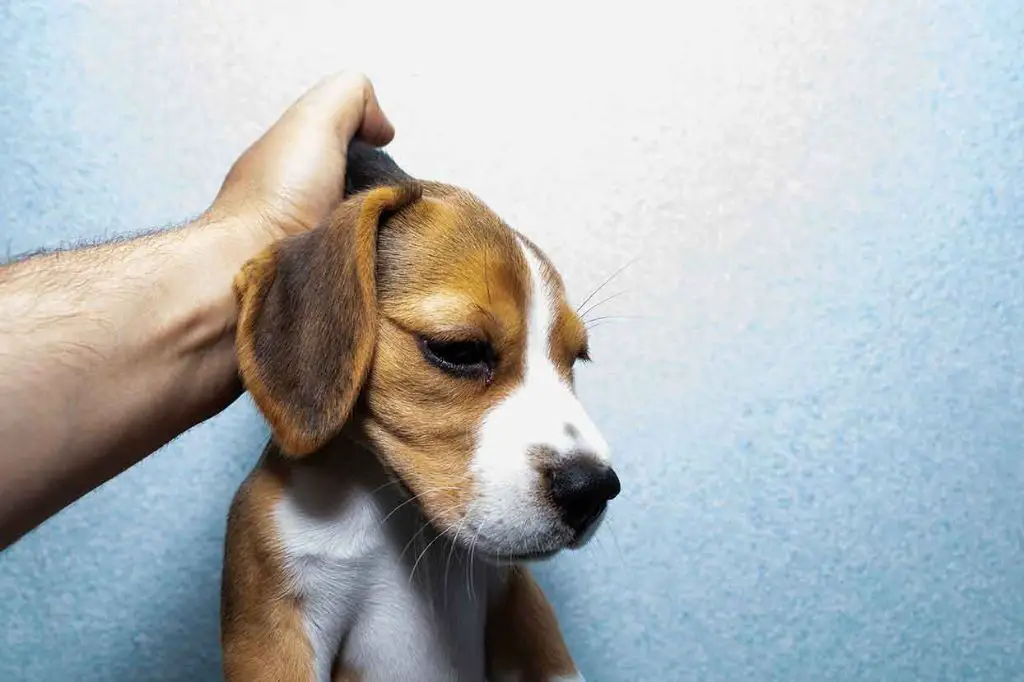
(420, 338, 495, 380)
(575, 346, 591, 364)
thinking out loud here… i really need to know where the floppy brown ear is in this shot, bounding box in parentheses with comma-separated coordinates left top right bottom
(234, 184, 422, 456)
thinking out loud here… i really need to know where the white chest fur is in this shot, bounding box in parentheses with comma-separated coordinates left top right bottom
(273, 451, 504, 682)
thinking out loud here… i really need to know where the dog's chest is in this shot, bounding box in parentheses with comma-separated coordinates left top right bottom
(274, 465, 502, 682)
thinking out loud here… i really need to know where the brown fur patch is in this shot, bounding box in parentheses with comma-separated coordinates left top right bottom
(485, 566, 577, 680)
(221, 446, 314, 681)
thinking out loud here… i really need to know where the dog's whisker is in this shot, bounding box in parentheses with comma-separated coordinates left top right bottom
(376, 483, 466, 529)
(398, 519, 433, 564)
(397, 497, 468, 564)
(366, 478, 404, 496)
(409, 518, 459, 586)
(575, 256, 638, 313)
(444, 515, 468, 607)
(579, 290, 626, 322)
(468, 520, 485, 604)
(584, 315, 650, 332)
(583, 320, 620, 333)
(584, 314, 643, 325)
(605, 518, 628, 569)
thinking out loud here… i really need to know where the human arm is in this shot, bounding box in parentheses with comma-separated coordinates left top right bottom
(0, 72, 394, 548)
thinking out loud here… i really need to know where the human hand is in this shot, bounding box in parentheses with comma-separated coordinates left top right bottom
(207, 71, 395, 246)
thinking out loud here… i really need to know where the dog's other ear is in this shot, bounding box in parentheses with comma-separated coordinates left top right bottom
(234, 183, 422, 456)
(344, 140, 415, 195)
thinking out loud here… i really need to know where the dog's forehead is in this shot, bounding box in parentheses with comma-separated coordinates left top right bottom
(378, 184, 565, 309)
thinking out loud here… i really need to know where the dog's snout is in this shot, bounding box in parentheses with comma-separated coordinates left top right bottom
(546, 458, 620, 535)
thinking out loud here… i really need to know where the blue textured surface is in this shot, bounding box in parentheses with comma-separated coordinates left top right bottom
(2, 1, 1024, 680)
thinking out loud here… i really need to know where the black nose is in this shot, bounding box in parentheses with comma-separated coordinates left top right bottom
(547, 458, 621, 535)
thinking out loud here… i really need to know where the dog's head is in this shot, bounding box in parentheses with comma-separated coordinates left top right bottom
(235, 142, 619, 560)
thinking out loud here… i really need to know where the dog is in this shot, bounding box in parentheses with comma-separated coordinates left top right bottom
(220, 140, 621, 682)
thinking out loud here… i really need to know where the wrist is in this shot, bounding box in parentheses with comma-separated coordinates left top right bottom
(158, 219, 249, 387)
(189, 209, 278, 269)
(167, 210, 286, 414)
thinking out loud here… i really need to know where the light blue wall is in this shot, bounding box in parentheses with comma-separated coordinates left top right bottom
(2, 1, 1023, 680)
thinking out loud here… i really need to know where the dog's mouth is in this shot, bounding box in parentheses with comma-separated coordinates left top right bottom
(451, 516, 578, 564)
(506, 547, 562, 562)
(472, 544, 562, 564)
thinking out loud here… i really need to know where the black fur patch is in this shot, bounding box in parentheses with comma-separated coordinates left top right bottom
(344, 140, 414, 195)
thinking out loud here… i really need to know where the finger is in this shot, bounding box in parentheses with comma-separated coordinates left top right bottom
(357, 84, 396, 146)
(295, 71, 395, 147)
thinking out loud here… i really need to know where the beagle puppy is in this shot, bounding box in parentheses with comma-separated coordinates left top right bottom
(221, 140, 620, 682)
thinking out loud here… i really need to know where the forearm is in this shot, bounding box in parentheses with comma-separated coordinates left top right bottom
(0, 218, 262, 547)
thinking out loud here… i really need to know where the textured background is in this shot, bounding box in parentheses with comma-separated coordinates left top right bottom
(2, 1, 1023, 680)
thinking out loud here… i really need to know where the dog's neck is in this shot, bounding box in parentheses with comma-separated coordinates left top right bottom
(283, 431, 396, 496)
(270, 434, 413, 538)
